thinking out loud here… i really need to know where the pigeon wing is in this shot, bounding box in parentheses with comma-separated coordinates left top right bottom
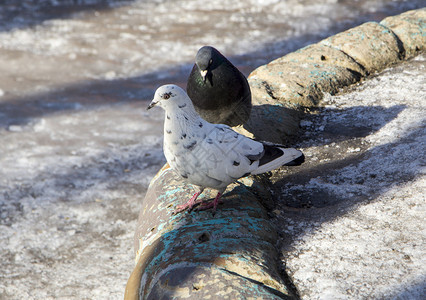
(196, 125, 263, 183)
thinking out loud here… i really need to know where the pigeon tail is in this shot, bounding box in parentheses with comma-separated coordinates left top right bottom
(251, 145, 304, 175)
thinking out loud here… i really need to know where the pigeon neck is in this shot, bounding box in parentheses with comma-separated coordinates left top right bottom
(164, 103, 203, 131)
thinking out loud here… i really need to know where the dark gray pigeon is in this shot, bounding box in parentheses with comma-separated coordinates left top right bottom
(186, 46, 252, 127)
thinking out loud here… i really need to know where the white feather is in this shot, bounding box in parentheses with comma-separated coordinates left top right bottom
(149, 84, 304, 192)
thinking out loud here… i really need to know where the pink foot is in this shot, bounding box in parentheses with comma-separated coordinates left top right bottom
(173, 191, 202, 214)
(196, 192, 223, 213)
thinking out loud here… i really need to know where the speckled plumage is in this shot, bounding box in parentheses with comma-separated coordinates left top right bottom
(187, 46, 252, 127)
(147, 84, 304, 212)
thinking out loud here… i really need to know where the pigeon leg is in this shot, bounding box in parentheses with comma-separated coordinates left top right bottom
(174, 191, 203, 214)
(197, 192, 223, 213)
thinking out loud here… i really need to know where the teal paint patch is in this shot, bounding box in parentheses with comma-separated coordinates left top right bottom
(142, 213, 274, 271)
(309, 69, 336, 78)
(262, 105, 285, 123)
(156, 222, 167, 233)
(163, 187, 184, 200)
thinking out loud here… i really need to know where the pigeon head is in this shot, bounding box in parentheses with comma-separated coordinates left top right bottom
(147, 85, 193, 112)
(195, 46, 220, 82)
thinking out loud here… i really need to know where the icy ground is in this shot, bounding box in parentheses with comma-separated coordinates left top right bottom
(0, 0, 423, 96)
(0, 105, 166, 299)
(274, 55, 425, 299)
(0, 1, 425, 299)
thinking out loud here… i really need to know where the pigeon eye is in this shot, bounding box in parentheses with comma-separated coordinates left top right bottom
(162, 92, 172, 100)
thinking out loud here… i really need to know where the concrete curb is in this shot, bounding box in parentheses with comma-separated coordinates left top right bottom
(125, 165, 294, 299)
(125, 8, 425, 300)
(246, 8, 424, 143)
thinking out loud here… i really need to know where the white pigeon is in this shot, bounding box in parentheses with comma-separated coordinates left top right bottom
(147, 84, 305, 213)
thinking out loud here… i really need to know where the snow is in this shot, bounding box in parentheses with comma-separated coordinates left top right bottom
(276, 55, 425, 299)
(0, 0, 424, 299)
(0, 103, 165, 299)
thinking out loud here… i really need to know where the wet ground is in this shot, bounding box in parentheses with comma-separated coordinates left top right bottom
(0, 1, 424, 299)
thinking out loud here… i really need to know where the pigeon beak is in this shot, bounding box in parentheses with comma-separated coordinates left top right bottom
(200, 70, 208, 82)
(147, 100, 157, 110)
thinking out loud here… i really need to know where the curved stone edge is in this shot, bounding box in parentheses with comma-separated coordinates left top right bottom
(381, 8, 426, 58)
(125, 165, 295, 299)
(126, 8, 425, 300)
(246, 8, 425, 143)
